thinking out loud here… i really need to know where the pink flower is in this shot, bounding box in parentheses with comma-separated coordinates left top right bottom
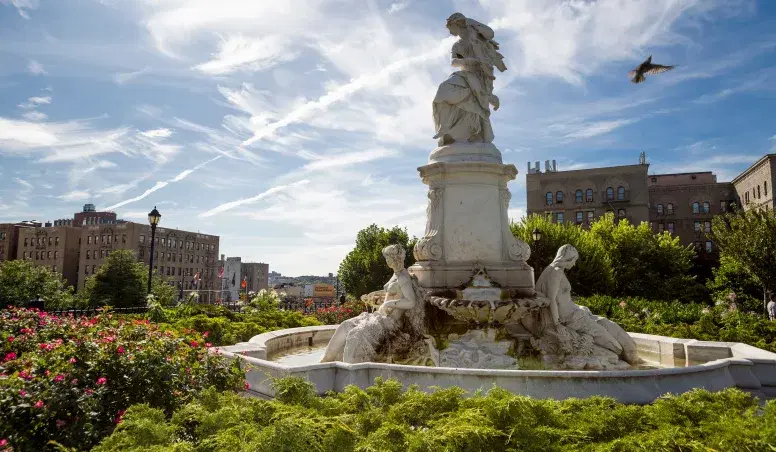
(115, 409, 126, 424)
(190, 340, 199, 347)
(19, 389, 28, 397)
(71, 378, 78, 385)
(0, 439, 7, 448)
(20, 328, 32, 335)
(96, 377, 107, 385)
(19, 371, 32, 380)
(203, 331, 209, 338)
(53, 374, 65, 383)
(56, 420, 65, 428)
(116, 346, 125, 354)
(244, 382, 251, 390)
(618, 301, 627, 309)
(39, 343, 50, 351)
(205, 342, 212, 348)
(2, 352, 16, 362)
(68, 357, 77, 364)
(7, 336, 14, 343)
(84, 388, 94, 395)
(34, 400, 44, 409)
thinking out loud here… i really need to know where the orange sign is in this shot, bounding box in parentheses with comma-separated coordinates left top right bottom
(312, 284, 335, 298)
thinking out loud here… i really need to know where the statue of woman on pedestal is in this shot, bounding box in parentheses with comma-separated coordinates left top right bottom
(535, 245, 639, 367)
(320, 245, 427, 364)
(433, 13, 507, 146)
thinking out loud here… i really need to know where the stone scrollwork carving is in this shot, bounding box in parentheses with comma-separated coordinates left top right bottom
(500, 189, 531, 262)
(414, 188, 444, 261)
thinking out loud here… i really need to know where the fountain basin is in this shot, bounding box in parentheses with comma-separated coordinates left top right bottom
(216, 325, 776, 404)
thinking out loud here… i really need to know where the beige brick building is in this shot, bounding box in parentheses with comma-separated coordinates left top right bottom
(732, 154, 775, 212)
(17, 226, 82, 289)
(526, 159, 650, 227)
(241, 262, 269, 293)
(77, 222, 220, 301)
(0, 222, 40, 263)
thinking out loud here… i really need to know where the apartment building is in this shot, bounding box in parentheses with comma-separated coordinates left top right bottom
(77, 222, 220, 301)
(17, 226, 82, 289)
(732, 154, 775, 212)
(241, 262, 269, 293)
(0, 221, 41, 262)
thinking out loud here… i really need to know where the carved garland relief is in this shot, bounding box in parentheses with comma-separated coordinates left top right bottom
(413, 187, 445, 261)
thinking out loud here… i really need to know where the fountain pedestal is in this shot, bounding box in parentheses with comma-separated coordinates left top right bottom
(409, 142, 534, 291)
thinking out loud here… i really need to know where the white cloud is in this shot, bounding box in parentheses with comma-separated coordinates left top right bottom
(1, 0, 38, 19)
(14, 177, 33, 189)
(139, 128, 173, 139)
(18, 96, 51, 109)
(58, 190, 91, 202)
(298, 148, 397, 173)
(193, 35, 296, 75)
(387, 1, 410, 14)
(27, 59, 45, 75)
(113, 67, 150, 85)
(104, 156, 222, 210)
(199, 179, 311, 218)
(21, 111, 47, 121)
(549, 118, 639, 140)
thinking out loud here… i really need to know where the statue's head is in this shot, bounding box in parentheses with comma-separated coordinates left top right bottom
(551, 244, 579, 270)
(446, 12, 467, 36)
(382, 244, 406, 272)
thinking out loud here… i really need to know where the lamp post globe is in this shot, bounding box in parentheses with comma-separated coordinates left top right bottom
(532, 227, 542, 243)
(147, 207, 161, 295)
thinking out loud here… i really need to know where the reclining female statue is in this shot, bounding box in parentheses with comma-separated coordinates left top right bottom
(535, 244, 639, 366)
(320, 244, 427, 364)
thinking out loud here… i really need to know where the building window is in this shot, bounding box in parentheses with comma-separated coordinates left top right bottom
(556, 212, 564, 224)
(52, 265, 56, 273)
(24, 238, 28, 247)
(617, 186, 625, 201)
(54, 251, 58, 259)
(575, 190, 583, 203)
(122, 234, 127, 244)
(85, 266, 89, 275)
(606, 187, 614, 201)
(704, 221, 711, 233)
(47, 251, 51, 259)
(702, 201, 710, 214)
(545, 192, 553, 205)
(179, 254, 182, 262)
(35, 251, 39, 260)
(758, 185, 761, 199)
(658, 223, 664, 232)
(720, 201, 727, 212)
(48, 237, 52, 246)
(55, 237, 59, 246)
(667, 222, 674, 234)
(617, 209, 626, 218)
(765, 181, 769, 197)
(576, 211, 583, 223)
(745, 192, 750, 203)
(694, 221, 701, 232)
(587, 211, 594, 223)
(139, 249, 144, 258)
(92, 265, 96, 274)
(692, 202, 700, 214)
(100, 250, 105, 258)
(705, 241, 713, 253)
(140, 235, 145, 244)
(86, 250, 91, 260)
(657, 204, 664, 215)
(666, 203, 674, 215)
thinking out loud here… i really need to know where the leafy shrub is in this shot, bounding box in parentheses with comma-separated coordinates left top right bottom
(578, 295, 776, 352)
(94, 377, 776, 451)
(0, 307, 245, 451)
(0, 259, 75, 309)
(313, 305, 362, 324)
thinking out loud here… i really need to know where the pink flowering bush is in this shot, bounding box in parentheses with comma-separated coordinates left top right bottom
(313, 306, 360, 324)
(0, 307, 245, 451)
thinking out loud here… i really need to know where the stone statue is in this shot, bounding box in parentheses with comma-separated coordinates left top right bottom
(320, 245, 427, 364)
(433, 12, 506, 146)
(534, 245, 639, 368)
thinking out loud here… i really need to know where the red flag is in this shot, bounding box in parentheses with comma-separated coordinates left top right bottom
(240, 276, 247, 289)
(218, 267, 224, 278)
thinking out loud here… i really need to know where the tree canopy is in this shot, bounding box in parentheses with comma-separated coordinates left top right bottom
(0, 259, 75, 308)
(338, 224, 416, 298)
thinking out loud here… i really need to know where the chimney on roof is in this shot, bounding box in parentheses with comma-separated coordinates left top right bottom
(544, 160, 550, 172)
(552, 159, 557, 172)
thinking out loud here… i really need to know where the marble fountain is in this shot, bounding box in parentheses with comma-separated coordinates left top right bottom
(216, 13, 776, 403)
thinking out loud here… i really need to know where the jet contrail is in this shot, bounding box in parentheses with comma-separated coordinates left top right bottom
(242, 38, 453, 146)
(104, 156, 221, 211)
(199, 179, 310, 218)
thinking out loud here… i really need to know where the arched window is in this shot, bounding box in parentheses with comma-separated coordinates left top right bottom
(766, 181, 769, 197)
(575, 189, 583, 203)
(556, 191, 563, 203)
(657, 204, 664, 215)
(545, 192, 553, 205)
(702, 201, 710, 214)
(617, 186, 625, 201)
(667, 203, 674, 215)
(86, 250, 91, 259)
(606, 187, 614, 200)
(692, 202, 700, 214)
(758, 185, 761, 199)
(586, 188, 593, 202)
(746, 192, 750, 203)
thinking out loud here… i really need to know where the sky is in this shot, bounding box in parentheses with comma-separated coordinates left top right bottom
(1, 0, 775, 276)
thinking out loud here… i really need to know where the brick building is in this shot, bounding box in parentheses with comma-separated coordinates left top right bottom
(73, 203, 119, 227)
(17, 226, 82, 289)
(241, 262, 269, 293)
(732, 154, 775, 212)
(77, 222, 220, 301)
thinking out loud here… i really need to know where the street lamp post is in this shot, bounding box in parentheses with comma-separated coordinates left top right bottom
(147, 207, 161, 295)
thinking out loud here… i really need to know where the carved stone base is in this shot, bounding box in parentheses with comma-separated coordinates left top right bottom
(409, 260, 534, 291)
(428, 142, 502, 164)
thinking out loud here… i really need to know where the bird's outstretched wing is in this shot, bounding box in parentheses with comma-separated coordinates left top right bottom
(627, 69, 639, 78)
(645, 64, 674, 75)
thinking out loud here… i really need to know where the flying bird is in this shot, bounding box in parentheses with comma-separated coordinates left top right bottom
(628, 56, 675, 84)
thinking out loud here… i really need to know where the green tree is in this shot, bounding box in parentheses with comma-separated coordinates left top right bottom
(589, 213, 703, 302)
(711, 208, 776, 311)
(338, 224, 417, 298)
(511, 215, 613, 296)
(0, 259, 75, 308)
(706, 255, 762, 312)
(81, 249, 176, 308)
